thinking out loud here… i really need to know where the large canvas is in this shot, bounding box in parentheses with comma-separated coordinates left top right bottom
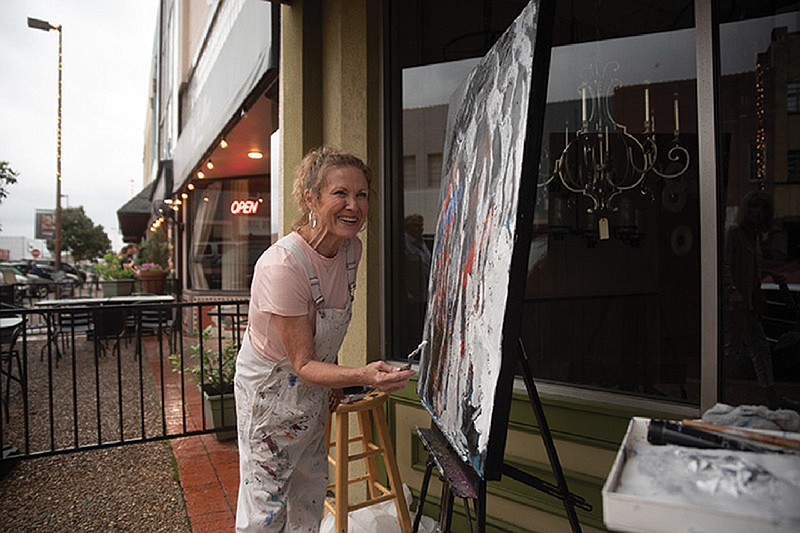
(417, 0, 547, 479)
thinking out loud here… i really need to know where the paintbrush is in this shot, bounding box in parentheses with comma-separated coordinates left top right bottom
(341, 340, 426, 400)
(401, 340, 428, 370)
(681, 419, 800, 453)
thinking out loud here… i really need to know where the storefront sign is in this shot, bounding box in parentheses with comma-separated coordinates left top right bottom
(229, 199, 261, 215)
(35, 209, 55, 240)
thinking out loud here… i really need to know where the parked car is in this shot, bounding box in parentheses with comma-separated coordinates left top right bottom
(0, 264, 29, 304)
(3, 262, 51, 299)
(34, 260, 86, 285)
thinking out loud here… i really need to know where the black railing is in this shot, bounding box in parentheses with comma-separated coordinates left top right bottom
(0, 298, 249, 463)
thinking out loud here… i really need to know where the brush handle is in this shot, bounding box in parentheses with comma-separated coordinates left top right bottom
(682, 419, 800, 451)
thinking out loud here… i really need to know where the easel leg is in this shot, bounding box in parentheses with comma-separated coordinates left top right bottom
(439, 481, 455, 532)
(518, 340, 582, 533)
(461, 497, 474, 533)
(477, 480, 487, 533)
(412, 457, 435, 533)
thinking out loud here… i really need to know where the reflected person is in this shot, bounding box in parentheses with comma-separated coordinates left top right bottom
(724, 190, 785, 409)
(402, 214, 431, 354)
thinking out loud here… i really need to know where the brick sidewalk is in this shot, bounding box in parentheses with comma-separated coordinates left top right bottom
(143, 337, 239, 532)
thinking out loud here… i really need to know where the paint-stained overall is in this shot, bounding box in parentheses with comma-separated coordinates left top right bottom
(234, 236, 356, 532)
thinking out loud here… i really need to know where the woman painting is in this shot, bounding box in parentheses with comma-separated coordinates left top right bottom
(234, 146, 415, 532)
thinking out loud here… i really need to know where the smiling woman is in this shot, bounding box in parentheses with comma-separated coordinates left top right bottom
(233, 146, 414, 532)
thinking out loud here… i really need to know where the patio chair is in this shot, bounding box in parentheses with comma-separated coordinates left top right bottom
(133, 305, 177, 358)
(1, 312, 24, 421)
(57, 308, 95, 354)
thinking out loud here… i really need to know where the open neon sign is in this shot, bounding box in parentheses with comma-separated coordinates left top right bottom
(230, 199, 262, 215)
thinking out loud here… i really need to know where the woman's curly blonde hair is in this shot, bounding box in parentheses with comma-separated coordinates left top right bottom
(291, 146, 372, 230)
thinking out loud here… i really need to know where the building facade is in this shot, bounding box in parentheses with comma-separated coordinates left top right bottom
(142, 1, 800, 530)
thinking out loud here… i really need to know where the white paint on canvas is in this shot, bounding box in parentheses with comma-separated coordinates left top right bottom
(417, 0, 539, 476)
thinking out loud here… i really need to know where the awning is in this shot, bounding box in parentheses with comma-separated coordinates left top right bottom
(117, 181, 156, 244)
(171, 1, 278, 189)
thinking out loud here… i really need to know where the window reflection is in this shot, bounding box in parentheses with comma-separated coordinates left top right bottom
(524, 22, 700, 404)
(392, 2, 701, 405)
(390, 2, 800, 411)
(400, 2, 699, 401)
(720, 9, 800, 410)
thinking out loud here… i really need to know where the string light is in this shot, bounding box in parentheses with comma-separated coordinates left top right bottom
(755, 61, 767, 189)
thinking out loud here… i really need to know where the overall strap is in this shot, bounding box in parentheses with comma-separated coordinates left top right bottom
(345, 240, 357, 298)
(274, 238, 325, 309)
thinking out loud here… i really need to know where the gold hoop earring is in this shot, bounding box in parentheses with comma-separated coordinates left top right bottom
(309, 211, 318, 229)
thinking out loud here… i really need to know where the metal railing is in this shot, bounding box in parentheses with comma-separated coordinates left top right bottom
(0, 298, 249, 463)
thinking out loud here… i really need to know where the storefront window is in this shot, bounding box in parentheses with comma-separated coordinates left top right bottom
(527, 10, 699, 404)
(189, 177, 270, 290)
(719, 3, 800, 409)
(388, 1, 700, 404)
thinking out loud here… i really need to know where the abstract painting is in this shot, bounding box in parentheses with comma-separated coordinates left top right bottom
(417, 0, 546, 478)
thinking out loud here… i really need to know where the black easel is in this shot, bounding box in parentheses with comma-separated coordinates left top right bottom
(412, 339, 591, 533)
(410, 0, 590, 529)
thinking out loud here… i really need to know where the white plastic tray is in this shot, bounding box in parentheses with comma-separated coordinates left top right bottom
(602, 417, 800, 533)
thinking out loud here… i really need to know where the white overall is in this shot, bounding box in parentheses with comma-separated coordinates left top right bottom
(235, 237, 356, 533)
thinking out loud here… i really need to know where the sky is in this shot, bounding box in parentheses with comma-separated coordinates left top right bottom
(404, 15, 798, 108)
(0, 1, 159, 256)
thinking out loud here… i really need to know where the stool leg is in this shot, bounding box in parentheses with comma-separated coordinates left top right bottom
(325, 411, 333, 449)
(324, 410, 333, 518)
(335, 409, 349, 533)
(373, 404, 412, 533)
(357, 409, 381, 499)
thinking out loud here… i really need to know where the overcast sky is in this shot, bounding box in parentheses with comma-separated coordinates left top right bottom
(0, 1, 158, 256)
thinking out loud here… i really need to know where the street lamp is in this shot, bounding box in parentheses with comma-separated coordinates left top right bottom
(27, 16, 63, 272)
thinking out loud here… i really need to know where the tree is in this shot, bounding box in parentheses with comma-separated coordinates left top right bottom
(45, 206, 112, 261)
(0, 161, 19, 203)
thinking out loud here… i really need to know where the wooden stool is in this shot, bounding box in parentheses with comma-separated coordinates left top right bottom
(325, 390, 412, 533)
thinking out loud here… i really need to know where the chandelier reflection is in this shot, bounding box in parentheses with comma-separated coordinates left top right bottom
(543, 62, 690, 245)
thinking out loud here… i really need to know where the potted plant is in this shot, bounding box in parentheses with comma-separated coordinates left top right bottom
(136, 262, 168, 294)
(169, 325, 238, 440)
(136, 228, 170, 294)
(94, 252, 136, 296)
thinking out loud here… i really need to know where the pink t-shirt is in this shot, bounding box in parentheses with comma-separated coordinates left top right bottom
(247, 231, 362, 362)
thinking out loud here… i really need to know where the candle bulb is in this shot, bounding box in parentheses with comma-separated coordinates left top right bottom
(673, 93, 680, 133)
(565, 123, 569, 147)
(582, 87, 587, 123)
(598, 131, 604, 164)
(644, 88, 650, 124)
